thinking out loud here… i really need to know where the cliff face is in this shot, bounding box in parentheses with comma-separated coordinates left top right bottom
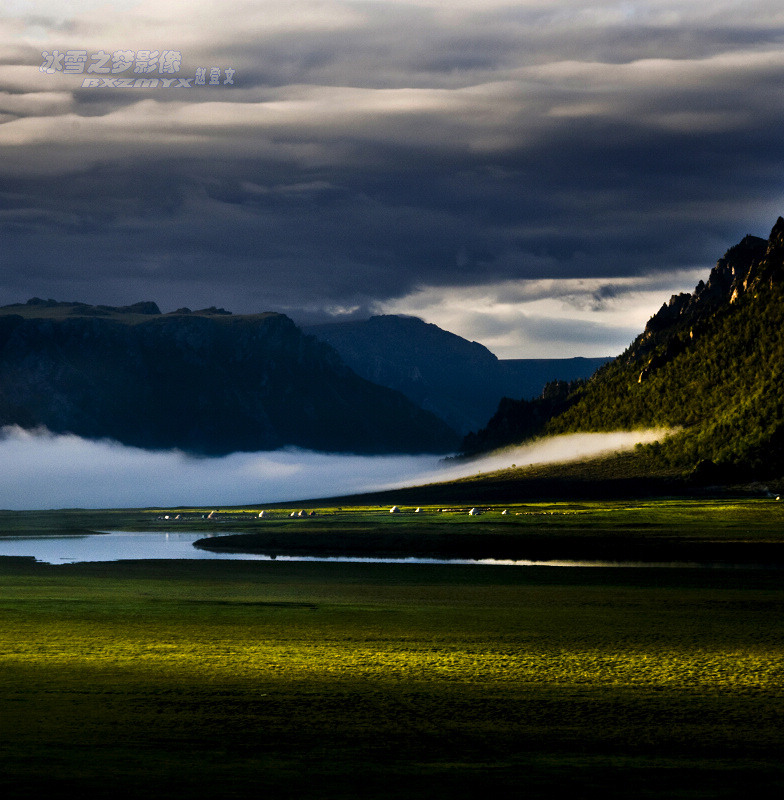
(628, 221, 783, 380)
(640, 233, 769, 337)
(0, 303, 459, 455)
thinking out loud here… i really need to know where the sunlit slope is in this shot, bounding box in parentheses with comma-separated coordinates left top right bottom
(470, 218, 784, 481)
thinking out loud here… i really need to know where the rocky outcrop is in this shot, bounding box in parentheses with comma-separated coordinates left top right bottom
(635, 232, 769, 352)
(625, 222, 783, 380)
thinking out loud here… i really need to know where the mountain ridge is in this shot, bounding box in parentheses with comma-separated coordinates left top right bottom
(0, 306, 459, 456)
(306, 314, 611, 434)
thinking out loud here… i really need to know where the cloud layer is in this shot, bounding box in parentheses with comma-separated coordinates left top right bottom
(2, 2, 784, 355)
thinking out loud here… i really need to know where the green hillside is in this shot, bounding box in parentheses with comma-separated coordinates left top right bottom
(467, 217, 784, 482)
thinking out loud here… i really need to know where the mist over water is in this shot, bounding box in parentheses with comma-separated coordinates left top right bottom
(0, 426, 667, 510)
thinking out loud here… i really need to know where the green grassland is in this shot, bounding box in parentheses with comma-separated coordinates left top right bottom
(1, 501, 783, 798)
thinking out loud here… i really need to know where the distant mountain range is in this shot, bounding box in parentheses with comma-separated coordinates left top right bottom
(306, 315, 610, 434)
(0, 298, 610, 455)
(469, 217, 784, 482)
(11, 216, 771, 482)
(0, 301, 458, 455)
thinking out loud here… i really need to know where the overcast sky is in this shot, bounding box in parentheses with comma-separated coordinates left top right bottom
(2, 1, 784, 357)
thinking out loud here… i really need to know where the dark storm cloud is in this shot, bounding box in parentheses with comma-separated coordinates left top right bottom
(2, 2, 784, 352)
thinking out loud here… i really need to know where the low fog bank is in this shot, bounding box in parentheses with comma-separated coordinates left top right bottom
(361, 430, 671, 494)
(0, 426, 668, 510)
(421, 430, 671, 486)
(0, 426, 438, 510)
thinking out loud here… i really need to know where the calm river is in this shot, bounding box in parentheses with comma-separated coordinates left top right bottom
(0, 530, 722, 568)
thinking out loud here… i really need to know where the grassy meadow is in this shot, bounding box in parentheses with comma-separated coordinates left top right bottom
(0, 500, 783, 798)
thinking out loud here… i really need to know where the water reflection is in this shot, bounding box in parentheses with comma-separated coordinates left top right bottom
(0, 531, 245, 564)
(0, 530, 727, 568)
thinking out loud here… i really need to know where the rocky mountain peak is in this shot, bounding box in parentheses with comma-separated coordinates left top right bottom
(633, 226, 775, 363)
(769, 215, 784, 246)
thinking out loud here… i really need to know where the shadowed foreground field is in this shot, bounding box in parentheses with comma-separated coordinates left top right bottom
(0, 553, 782, 799)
